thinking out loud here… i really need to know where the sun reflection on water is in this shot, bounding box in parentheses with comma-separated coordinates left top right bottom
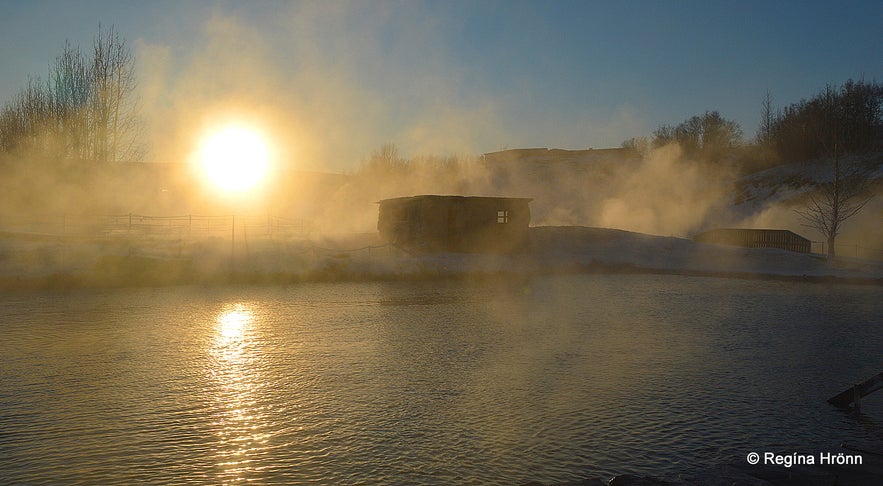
(209, 303, 270, 482)
(218, 306, 252, 344)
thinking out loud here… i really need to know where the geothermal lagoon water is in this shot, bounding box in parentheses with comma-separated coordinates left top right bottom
(1, 274, 881, 484)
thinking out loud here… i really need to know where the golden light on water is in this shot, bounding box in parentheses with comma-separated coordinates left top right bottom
(198, 124, 271, 195)
(210, 303, 269, 482)
(218, 305, 253, 342)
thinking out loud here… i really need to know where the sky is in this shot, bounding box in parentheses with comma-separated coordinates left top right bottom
(1, 0, 881, 171)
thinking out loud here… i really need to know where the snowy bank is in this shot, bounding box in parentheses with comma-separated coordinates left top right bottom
(527, 226, 883, 280)
(1, 226, 881, 290)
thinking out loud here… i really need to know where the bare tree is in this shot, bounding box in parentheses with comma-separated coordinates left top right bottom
(90, 24, 139, 162)
(794, 88, 874, 261)
(0, 77, 53, 155)
(770, 79, 882, 163)
(698, 111, 743, 154)
(651, 124, 676, 148)
(651, 111, 742, 157)
(0, 24, 140, 162)
(362, 143, 409, 175)
(757, 90, 775, 146)
(795, 152, 872, 261)
(621, 136, 650, 156)
(49, 42, 91, 159)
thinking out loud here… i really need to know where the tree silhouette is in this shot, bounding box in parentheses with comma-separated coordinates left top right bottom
(793, 85, 875, 260)
(795, 148, 872, 261)
(652, 111, 742, 157)
(769, 80, 882, 163)
(0, 25, 140, 162)
(90, 24, 139, 162)
(756, 90, 775, 147)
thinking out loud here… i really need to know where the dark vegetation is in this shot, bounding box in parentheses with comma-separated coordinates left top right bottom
(762, 80, 882, 163)
(652, 110, 743, 158)
(763, 80, 881, 259)
(621, 79, 883, 170)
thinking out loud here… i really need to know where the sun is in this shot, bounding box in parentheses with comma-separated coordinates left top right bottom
(198, 124, 271, 194)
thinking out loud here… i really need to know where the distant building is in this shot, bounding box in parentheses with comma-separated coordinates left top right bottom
(693, 228, 811, 253)
(377, 195, 532, 253)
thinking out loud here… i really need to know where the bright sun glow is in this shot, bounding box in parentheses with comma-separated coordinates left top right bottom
(218, 306, 253, 342)
(199, 125, 271, 194)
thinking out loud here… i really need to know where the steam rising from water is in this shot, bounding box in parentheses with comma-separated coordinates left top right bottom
(0, 5, 879, 253)
(135, 7, 506, 173)
(293, 143, 740, 238)
(597, 144, 735, 236)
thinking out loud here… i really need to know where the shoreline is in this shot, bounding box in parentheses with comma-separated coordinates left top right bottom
(1, 257, 880, 293)
(2, 225, 882, 292)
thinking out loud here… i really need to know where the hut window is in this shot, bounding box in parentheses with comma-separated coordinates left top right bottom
(497, 210, 509, 224)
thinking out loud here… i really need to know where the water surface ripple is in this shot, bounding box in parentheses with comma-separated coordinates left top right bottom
(1, 275, 881, 484)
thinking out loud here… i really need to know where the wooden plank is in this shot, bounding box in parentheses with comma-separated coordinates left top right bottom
(829, 372, 883, 407)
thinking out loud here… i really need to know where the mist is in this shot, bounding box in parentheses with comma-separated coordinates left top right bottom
(4, 5, 883, 486)
(133, 6, 511, 174)
(1, 4, 881, 287)
(0, 6, 799, 239)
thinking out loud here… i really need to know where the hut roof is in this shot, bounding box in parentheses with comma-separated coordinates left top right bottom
(377, 195, 533, 204)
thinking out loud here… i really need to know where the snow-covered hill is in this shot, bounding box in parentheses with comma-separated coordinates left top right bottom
(728, 152, 883, 258)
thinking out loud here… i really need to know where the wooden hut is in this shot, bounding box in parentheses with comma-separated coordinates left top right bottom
(377, 195, 531, 253)
(693, 228, 811, 253)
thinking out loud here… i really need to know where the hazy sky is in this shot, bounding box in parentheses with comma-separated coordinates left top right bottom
(1, 0, 880, 170)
